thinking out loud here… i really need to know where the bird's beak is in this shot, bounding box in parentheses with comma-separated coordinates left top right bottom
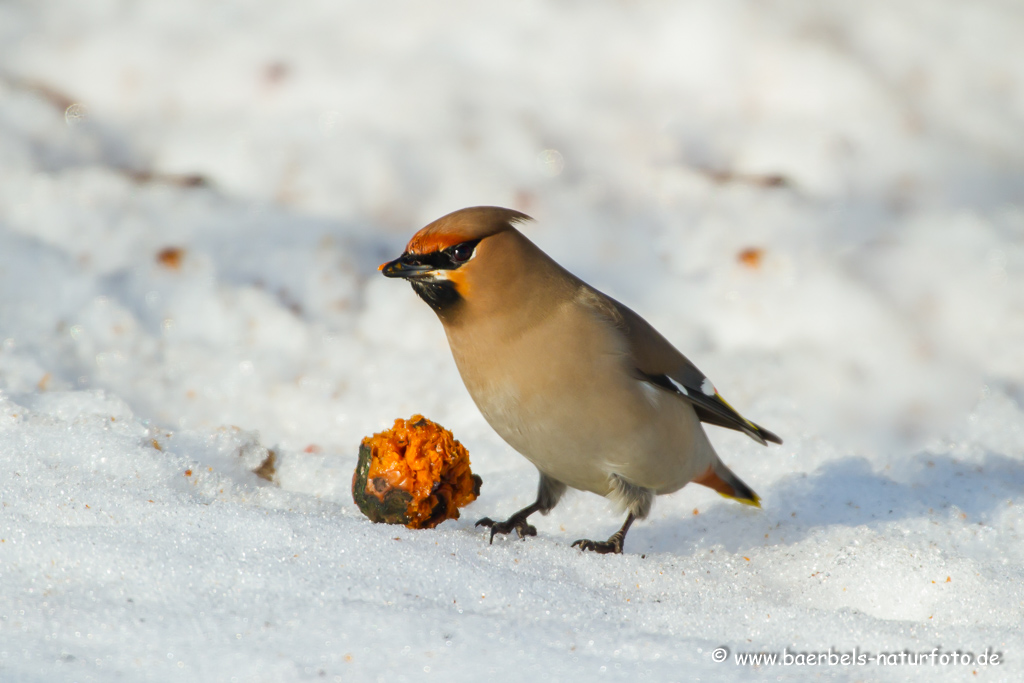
(379, 254, 436, 280)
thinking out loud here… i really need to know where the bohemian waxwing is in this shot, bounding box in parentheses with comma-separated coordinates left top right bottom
(381, 206, 781, 554)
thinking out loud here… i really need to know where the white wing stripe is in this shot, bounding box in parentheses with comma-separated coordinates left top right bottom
(667, 377, 689, 396)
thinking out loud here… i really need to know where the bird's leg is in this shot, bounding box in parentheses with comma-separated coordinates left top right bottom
(475, 501, 541, 543)
(476, 473, 565, 544)
(572, 513, 636, 555)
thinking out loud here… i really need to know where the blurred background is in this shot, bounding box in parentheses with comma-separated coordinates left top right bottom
(1, 0, 1022, 463)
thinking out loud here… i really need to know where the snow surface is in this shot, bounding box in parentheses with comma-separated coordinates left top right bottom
(1, 1, 1023, 681)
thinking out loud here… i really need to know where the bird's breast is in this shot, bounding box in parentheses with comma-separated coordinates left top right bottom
(444, 299, 710, 494)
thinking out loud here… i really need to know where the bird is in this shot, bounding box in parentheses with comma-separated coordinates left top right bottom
(380, 206, 781, 554)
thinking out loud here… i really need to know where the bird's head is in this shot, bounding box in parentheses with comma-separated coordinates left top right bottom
(380, 206, 532, 316)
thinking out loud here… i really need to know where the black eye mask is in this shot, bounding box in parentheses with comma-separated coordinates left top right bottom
(398, 239, 481, 272)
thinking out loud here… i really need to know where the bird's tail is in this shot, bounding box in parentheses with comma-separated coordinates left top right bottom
(692, 463, 761, 508)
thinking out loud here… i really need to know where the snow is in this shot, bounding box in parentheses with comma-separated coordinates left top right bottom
(1, 1, 1023, 681)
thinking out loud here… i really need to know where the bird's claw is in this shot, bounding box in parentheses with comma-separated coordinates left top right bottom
(475, 516, 537, 543)
(571, 536, 624, 554)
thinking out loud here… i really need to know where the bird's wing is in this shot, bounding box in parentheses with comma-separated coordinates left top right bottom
(580, 287, 782, 446)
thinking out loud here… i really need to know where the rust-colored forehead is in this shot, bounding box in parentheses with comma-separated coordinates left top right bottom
(404, 206, 531, 254)
(405, 231, 467, 255)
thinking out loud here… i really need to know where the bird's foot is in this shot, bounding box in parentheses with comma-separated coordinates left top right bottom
(571, 532, 625, 555)
(475, 514, 537, 543)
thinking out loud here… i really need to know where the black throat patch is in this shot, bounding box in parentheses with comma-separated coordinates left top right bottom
(409, 279, 463, 314)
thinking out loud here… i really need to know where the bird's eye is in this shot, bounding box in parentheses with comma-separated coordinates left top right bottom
(450, 242, 475, 263)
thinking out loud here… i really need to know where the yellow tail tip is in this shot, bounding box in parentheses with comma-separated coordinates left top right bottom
(719, 492, 761, 508)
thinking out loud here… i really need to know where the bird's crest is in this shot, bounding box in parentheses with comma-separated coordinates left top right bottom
(405, 206, 531, 255)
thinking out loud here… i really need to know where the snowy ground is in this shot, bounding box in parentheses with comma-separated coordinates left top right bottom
(1, 1, 1023, 681)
